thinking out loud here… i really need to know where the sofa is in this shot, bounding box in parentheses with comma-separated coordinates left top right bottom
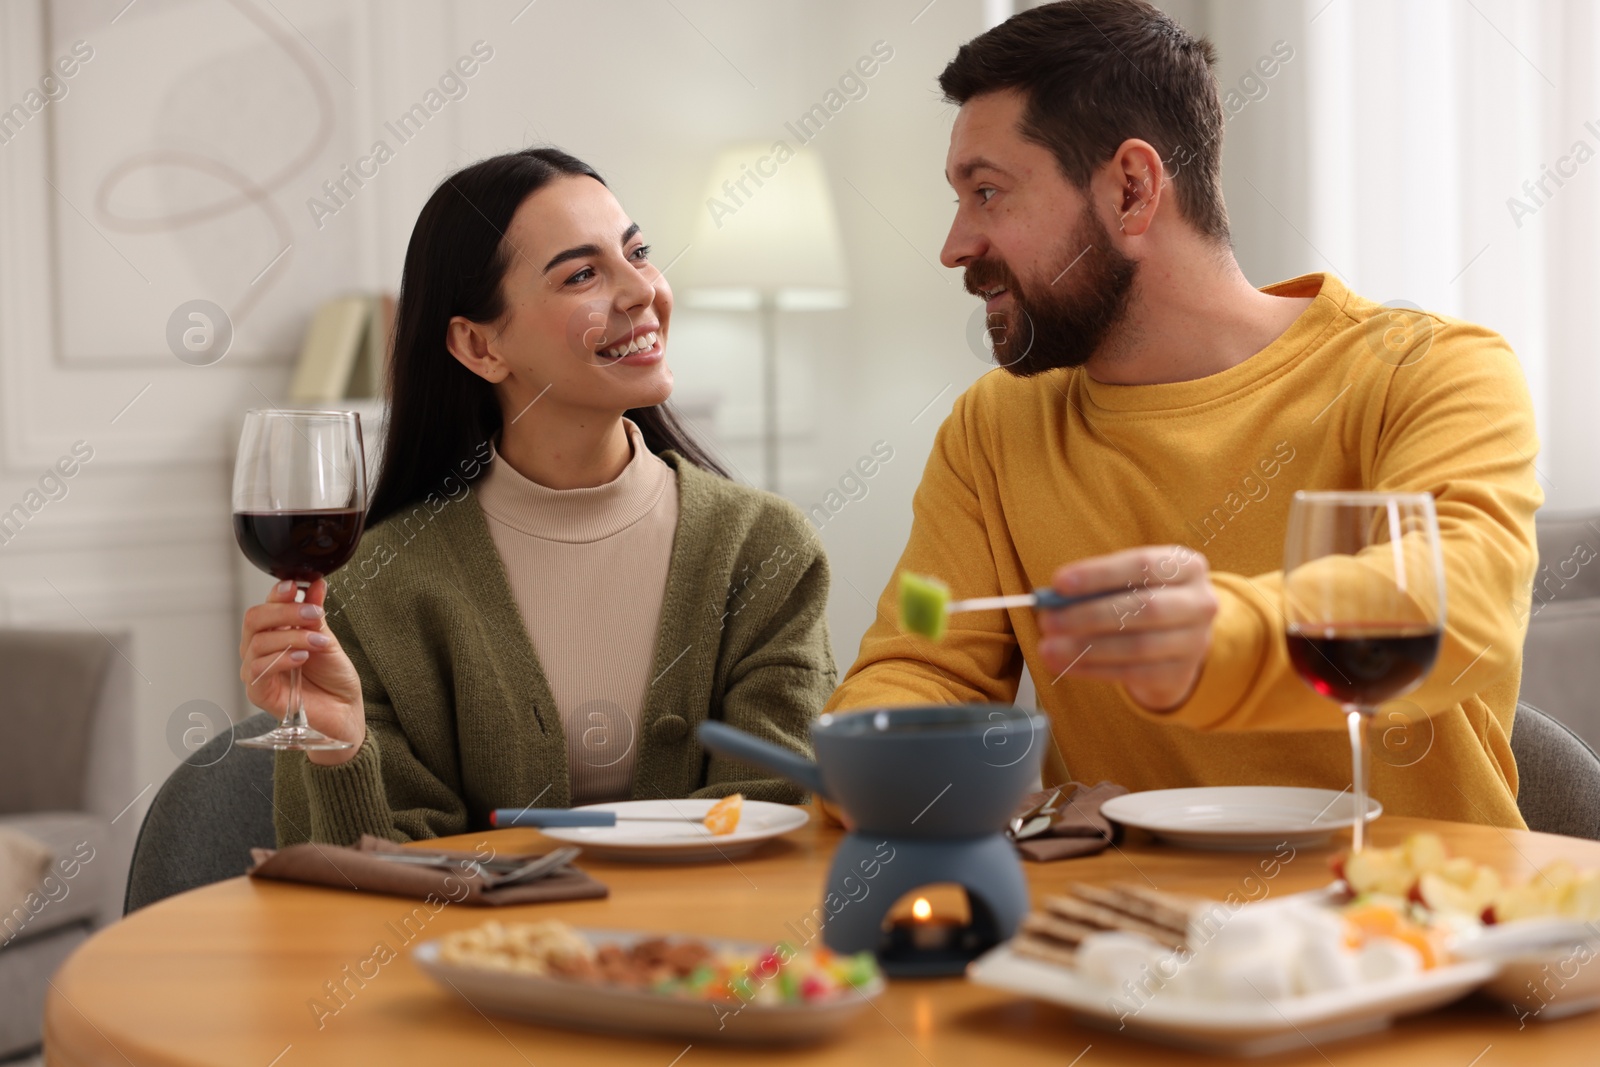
(0, 628, 136, 1060)
(1519, 511, 1600, 754)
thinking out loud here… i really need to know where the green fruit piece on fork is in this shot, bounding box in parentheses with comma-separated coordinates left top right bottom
(897, 570, 1126, 642)
(898, 571, 952, 640)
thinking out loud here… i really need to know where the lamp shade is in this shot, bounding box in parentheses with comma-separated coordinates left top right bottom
(678, 141, 850, 308)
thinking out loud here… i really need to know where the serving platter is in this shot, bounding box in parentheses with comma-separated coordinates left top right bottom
(415, 927, 883, 1044)
(968, 942, 1494, 1057)
(1454, 917, 1600, 1022)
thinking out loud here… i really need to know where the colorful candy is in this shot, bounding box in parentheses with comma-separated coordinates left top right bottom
(677, 940, 878, 1006)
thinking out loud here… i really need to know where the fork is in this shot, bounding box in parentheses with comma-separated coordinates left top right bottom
(371, 846, 581, 887)
(478, 846, 582, 889)
(1008, 787, 1065, 841)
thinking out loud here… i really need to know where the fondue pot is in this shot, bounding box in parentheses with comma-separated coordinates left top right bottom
(698, 704, 1048, 976)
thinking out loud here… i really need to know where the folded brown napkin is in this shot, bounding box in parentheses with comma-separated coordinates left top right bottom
(247, 834, 607, 905)
(1011, 781, 1129, 862)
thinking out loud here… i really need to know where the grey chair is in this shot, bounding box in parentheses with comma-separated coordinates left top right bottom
(123, 712, 278, 914)
(1511, 701, 1600, 840)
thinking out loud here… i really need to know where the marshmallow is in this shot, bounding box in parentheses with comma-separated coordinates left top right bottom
(1355, 938, 1424, 983)
(1077, 932, 1169, 991)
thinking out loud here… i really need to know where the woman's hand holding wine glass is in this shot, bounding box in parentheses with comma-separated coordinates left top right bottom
(231, 408, 368, 754)
(239, 577, 365, 766)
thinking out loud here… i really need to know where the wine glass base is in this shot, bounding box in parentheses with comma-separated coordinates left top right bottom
(236, 726, 354, 752)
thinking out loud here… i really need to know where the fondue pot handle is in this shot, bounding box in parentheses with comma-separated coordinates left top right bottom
(696, 721, 829, 799)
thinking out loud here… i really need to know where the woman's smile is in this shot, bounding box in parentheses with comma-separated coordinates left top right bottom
(595, 322, 664, 366)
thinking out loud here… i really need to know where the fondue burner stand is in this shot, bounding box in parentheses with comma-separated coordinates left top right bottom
(696, 705, 1048, 979)
(822, 832, 1029, 977)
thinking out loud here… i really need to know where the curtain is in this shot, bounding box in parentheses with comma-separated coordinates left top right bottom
(1192, 0, 1596, 509)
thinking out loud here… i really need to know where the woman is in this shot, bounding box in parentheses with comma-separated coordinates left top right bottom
(238, 148, 836, 846)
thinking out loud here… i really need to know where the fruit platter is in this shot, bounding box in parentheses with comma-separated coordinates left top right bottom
(1335, 832, 1600, 1023)
(969, 833, 1600, 1055)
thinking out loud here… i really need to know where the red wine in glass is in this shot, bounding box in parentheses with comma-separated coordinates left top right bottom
(232, 410, 367, 751)
(1286, 624, 1442, 706)
(1282, 492, 1446, 852)
(232, 509, 365, 584)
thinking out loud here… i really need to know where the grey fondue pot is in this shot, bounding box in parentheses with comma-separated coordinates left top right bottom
(698, 704, 1049, 976)
(698, 704, 1048, 837)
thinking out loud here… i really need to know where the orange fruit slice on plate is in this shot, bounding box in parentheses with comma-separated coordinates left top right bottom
(704, 794, 744, 835)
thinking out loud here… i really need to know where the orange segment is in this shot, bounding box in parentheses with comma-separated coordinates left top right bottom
(1338, 899, 1443, 969)
(1387, 925, 1441, 969)
(704, 793, 744, 835)
(1343, 902, 1402, 940)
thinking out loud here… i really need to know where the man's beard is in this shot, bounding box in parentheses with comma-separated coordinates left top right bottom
(963, 203, 1138, 377)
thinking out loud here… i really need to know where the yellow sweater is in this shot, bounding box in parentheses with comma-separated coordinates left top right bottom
(827, 273, 1542, 828)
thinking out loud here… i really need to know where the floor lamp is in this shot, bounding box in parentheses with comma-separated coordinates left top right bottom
(677, 143, 850, 492)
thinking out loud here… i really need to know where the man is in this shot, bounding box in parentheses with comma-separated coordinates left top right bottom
(825, 0, 1541, 827)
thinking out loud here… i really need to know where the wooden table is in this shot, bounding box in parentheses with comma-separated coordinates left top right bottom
(42, 816, 1600, 1065)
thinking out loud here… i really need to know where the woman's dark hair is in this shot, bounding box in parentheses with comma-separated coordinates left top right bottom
(367, 147, 728, 527)
(939, 0, 1229, 242)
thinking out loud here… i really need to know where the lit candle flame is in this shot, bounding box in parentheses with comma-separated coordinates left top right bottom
(912, 897, 932, 921)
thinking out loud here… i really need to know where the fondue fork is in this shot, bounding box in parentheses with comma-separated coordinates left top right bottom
(945, 587, 1124, 613)
(491, 809, 715, 829)
(899, 571, 1126, 641)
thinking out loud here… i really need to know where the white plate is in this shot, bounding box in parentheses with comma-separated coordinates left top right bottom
(539, 799, 810, 862)
(1100, 787, 1382, 850)
(968, 943, 1494, 1057)
(414, 928, 883, 1045)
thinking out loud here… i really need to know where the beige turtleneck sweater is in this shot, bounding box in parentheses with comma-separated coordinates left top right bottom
(474, 419, 678, 804)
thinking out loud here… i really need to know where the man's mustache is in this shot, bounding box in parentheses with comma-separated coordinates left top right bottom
(963, 258, 1023, 299)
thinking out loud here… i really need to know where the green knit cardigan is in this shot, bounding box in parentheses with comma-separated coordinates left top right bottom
(272, 452, 837, 846)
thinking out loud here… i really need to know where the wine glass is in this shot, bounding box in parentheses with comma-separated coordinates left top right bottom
(232, 409, 368, 750)
(1282, 491, 1446, 851)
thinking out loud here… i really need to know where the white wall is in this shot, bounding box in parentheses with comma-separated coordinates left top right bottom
(443, 0, 999, 677)
(1, 0, 1594, 812)
(0, 0, 997, 809)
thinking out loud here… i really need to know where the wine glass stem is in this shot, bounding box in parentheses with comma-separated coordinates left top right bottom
(1347, 705, 1371, 852)
(283, 581, 311, 733)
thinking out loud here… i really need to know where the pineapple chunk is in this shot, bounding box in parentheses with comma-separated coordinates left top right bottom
(1345, 848, 1414, 897)
(1559, 871, 1600, 921)
(1416, 868, 1500, 918)
(1540, 860, 1580, 890)
(1401, 833, 1448, 875)
(1490, 881, 1564, 923)
(1437, 856, 1481, 887)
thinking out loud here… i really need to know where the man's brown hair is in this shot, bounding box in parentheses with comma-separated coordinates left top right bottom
(939, 0, 1229, 241)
